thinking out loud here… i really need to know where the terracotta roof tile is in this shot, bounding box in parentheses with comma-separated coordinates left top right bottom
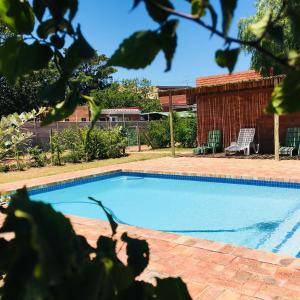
(196, 70, 262, 87)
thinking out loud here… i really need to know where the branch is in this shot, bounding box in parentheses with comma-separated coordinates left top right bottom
(150, 0, 290, 69)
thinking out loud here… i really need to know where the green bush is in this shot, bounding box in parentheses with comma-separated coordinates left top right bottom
(146, 120, 170, 149)
(145, 116, 197, 149)
(50, 130, 64, 165)
(175, 117, 197, 148)
(28, 146, 47, 167)
(60, 127, 85, 163)
(84, 126, 127, 160)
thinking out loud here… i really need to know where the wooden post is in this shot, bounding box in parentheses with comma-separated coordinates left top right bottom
(169, 92, 175, 157)
(274, 114, 280, 161)
(137, 123, 141, 152)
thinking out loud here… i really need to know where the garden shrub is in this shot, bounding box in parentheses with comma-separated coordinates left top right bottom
(146, 120, 170, 149)
(83, 126, 127, 160)
(146, 115, 197, 149)
(28, 146, 47, 167)
(175, 117, 197, 148)
(50, 130, 64, 165)
(59, 127, 85, 163)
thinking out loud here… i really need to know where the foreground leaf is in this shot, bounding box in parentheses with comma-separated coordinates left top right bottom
(215, 48, 240, 73)
(266, 71, 300, 114)
(0, 0, 35, 34)
(122, 233, 149, 277)
(220, 0, 237, 37)
(0, 38, 53, 84)
(109, 30, 161, 69)
(144, 0, 174, 24)
(160, 19, 179, 71)
(156, 277, 192, 300)
(42, 88, 80, 125)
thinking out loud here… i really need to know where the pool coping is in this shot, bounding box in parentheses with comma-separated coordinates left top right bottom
(4, 168, 300, 194)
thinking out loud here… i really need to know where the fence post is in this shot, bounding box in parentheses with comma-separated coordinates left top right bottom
(274, 114, 280, 161)
(169, 91, 175, 157)
(137, 122, 141, 152)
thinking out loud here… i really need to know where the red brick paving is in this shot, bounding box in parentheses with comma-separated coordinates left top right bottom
(2, 157, 300, 299)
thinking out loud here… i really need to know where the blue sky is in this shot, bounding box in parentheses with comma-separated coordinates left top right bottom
(76, 1, 256, 86)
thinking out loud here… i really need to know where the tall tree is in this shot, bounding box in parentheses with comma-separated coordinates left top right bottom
(238, 0, 300, 76)
(71, 54, 116, 95)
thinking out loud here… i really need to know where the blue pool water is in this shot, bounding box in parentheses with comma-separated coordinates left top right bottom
(30, 172, 300, 256)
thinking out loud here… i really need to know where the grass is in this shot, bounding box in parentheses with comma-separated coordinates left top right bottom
(0, 152, 168, 184)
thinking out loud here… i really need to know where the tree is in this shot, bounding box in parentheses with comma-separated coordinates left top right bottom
(71, 53, 117, 96)
(92, 78, 162, 112)
(0, 54, 116, 117)
(238, 0, 300, 76)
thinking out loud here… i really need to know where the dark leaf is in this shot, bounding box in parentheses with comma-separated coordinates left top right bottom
(69, 0, 78, 20)
(156, 277, 192, 300)
(0, 38, 53, 84)
(266, 71, 300, 114)
(3, 188, 76, 282)
(191, 0, 208, 17)
(62, 26, 95, 75)
(42, 88, 80, 125)
(0, 0, 35, 34)
(88, 197, 118, 236)
(207, 4, 217, 36)
(33, 0, 47, 21)
(121, 233, 149, 277)
(220, 0, 237, 37)
(132, 0, 142, 10)
(40, 75, 68, 103)
(215, 47, 240, 73)
(120, 281, 155, 299)
(144, 0, 174, 24)
(160, 19, 179, 71)
(37, 19, 56, 39)
(109, 31, 161, 69)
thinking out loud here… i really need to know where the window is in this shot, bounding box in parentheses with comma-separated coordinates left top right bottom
(65, 118, 70, 122)
(81, 118, 87, 122)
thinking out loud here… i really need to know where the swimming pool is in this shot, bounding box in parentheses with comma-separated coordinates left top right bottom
(30, 172, 300, 257)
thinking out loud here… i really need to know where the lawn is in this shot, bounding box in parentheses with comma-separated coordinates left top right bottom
(0, 152, 169, 184)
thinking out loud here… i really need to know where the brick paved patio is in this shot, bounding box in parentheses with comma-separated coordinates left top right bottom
(1, 157, 300, 299)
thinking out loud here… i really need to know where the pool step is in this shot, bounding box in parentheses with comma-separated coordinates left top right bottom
(259, 206, 300, 256)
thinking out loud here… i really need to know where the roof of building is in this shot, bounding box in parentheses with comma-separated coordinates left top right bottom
(156, 85, 192, 90)
(196, 70, 262, 87)
(101, 108, 141, 115)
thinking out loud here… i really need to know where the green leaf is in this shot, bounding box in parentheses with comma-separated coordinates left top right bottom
(121, 232, 149, 277)
(266, 71, 300, 114)
(249, 11, 271, 39)
(215, 47, 240, 73)
(109, 31, 161, 69)
(0, 38, 53, 84)
(160, 19, 179, 72)
(82, 95, 103, 126)
(144, 0, 174, 24)
(42, 88, 80, 125)
(156, 277, 192, 300)
(3, 188, 76, 282)
(0, 0, 35, 34)
(220, 0, 237, 37)
(62, 26, 95, 75)
(191, 0, 208, 17)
